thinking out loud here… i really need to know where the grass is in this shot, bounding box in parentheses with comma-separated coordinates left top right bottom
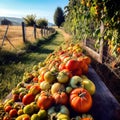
(0, 25, 41, 51)
(0, 30, 66, 100)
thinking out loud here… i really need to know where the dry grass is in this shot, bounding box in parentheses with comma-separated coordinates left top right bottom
(0, 25, 42, 51)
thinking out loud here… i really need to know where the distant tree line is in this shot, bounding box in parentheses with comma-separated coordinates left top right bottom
(23, 14, 48, 28)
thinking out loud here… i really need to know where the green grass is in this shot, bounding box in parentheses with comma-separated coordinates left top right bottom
(0, 30, 65, 100)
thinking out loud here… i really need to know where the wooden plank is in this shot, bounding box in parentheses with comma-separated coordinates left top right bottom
(87, 66, 120, 120)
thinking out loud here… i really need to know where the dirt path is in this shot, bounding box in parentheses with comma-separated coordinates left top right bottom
(54, 27, 72, 43)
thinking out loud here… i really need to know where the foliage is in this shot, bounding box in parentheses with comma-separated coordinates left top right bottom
(23, 14, 36, 26)
(54, 7, 65, 28)
(36, 18, 48, 28)
(63, 0, 120, 57)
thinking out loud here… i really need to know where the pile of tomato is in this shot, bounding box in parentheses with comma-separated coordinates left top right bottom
(1, 44, 96, 120)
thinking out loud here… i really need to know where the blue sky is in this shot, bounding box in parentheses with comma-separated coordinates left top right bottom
(0, 0, 69, 23)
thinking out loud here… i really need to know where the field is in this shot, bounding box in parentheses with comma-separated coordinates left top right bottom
(0, 25, 41, 51)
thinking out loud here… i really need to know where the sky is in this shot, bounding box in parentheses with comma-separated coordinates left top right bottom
(0, 0, 69, 23)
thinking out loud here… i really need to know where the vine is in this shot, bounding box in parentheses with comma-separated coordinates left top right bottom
(64, 0, 120, 57)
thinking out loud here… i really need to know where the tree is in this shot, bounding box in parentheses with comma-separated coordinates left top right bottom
(54, 7, 65, 28)
(36, 18, 48, 28)
(23, 14, 36, 26)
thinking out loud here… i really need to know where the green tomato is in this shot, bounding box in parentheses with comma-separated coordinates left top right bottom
(31, 114, 40, 120)
(70, 76, 84, 88)
(40, 81, 51, 90)
(44, 71, 56, 83)
(83, 79, 96, 95)
(57, 113, 70, 120)
(47, 105, 69, 116)
(57, 71, 69, 84)
(38, 109, 47, 120)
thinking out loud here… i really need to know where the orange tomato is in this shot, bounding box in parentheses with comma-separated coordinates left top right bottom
(70, 88, 92, 113)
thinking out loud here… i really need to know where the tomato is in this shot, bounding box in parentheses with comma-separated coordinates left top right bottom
(22, 93, 35, 105)
(57, 71, 69, 84)
(4, 105, 12, 112)
(12, 94, 19, 102)
(38, 109, 47, 120)
(29, 84, 41, 95)
(59, 63, 66, 71)
(16, 114, 30, 120)
(65, 59, 79, 71)
(51, 82, 65, 95)
(53, 92, 68, 105)
(72, 68, 82, 76)
(32, 77, 38, 83)
(9, 108, 18, 117)
(40, 81, 51, 90)
(81, 63, 89, 74)
(82, 78, 96, 95)
(48, 105, 70, 116)
(3, 116, 11, 120)
(37, 91, 54, 110)
(23, 117, 30, 120)
(61, 69, 73, 78)
(44, 71, 56, 83)
(80, 114, 94, 120)
(70, 88, 92, 113)
(83, 56, 91, 65)
(70, 76, 84, 88)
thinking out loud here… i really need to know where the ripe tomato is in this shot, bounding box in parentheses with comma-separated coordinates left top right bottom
(53, 92, 68, 105)
(9, 108, 18, 117)
(32, 77, 38, 83)
(29, 84, 41, 95)
(4, 105, 12, 112)
(70, 88, 92, 113)
(83, 56, 91, 65)
(72, 68, 82, 76)
(3, 116, 11, 120)
(37, 91, 54, 110)
(22, 93, 35, 105)
(59, 63, 66, 71)
(65, 59, 79, 71)
(12, 94, 19, 102)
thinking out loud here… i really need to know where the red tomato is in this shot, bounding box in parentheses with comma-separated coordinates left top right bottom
(4, 105, 12, 112)
(22, 116, 30, 120)
(32, 77, 38, 83)
(59, 63, 66, 71)
(72, 68, 82, 76)
(3, 116, 11, 120)
(65, 59, 79, 71)
(37, 91, 54, 110)
(53, 92, 68, 105)
(9, 108, 17, 117)
(70, 88, 92, 113)
(22, 93, 35, 105)
(12, 94, 19, 102)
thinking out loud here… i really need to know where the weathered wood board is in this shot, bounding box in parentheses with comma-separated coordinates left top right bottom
(87, 66, 120, 120)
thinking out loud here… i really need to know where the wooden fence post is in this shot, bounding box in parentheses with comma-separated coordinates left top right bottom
(22, 22, 26, 43)
(34, 24, 36, 39)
